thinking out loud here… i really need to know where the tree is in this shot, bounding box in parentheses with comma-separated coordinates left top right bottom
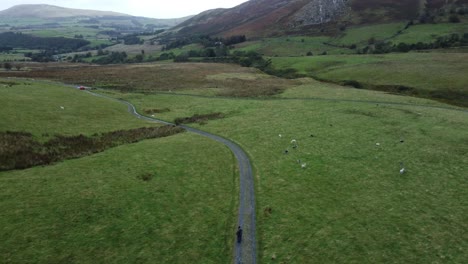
(449, 14, 460, 23)
(134, 54, 144, 62)
(3, 62, 12, 70)
(397, 42, 410, 52)
(174, 53, 189, 62)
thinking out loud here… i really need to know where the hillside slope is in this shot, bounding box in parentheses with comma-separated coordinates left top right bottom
(0, 4, 129, 18)
(172, 0, 468, 37)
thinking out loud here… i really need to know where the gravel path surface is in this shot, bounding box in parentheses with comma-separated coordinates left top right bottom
(86, 91, 257, 264)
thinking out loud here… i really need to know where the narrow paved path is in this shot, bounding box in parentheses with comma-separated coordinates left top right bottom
(86, 91, 257, 264)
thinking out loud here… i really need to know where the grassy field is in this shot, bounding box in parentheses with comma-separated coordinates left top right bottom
(392, 22, 468, 44)
(271, 52, 468, 107)
(1, 61, 467, 263)
(97, 80, 468, 263)
(0, 53, 28, 61)
(0, 78, 237, 263)
(234, 20, 468, 58)
(0, 78, 154, 136)
(237, 36, 353, 57)
(330, 22, 406, 45)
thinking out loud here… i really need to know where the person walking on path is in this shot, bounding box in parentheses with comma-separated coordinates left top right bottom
(236, 226, 243, 243)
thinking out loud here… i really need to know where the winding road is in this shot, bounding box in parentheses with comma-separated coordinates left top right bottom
(86, 91, 257, 264)
(82, 85, 466, 264)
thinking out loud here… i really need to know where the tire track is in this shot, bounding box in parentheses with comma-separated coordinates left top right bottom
(86, 90, 257, 264)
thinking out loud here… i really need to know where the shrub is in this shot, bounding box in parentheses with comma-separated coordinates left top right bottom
(173, 53, 189, 62)
(174, 112, 225, 125)
(137, 173, 154, 182)
(342, 80, 363, 89)
(0, 126, 184, 171)
(449, 14, 460, 23)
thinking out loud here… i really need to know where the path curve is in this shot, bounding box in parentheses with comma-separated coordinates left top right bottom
(86, 91, 257, 264)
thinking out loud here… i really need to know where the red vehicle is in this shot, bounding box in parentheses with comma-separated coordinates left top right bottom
(78, 86, 86, 90)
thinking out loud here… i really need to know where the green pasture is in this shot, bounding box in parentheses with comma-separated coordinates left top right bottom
(25, 27, 107, 40)
(0, 18, 46, 26)
(237, 36, 353, 57)
(0, 53, 27, 61)
(235, 22, 468, 58)
(331, 22, 406, 45)
(99, 84, 467, 264)
(0, 133, 236, 263)
(271, 52, 468, 106)
(0, 79, 237, 263)
(392, 23, 468, 44)
(0, 79, 155, 136)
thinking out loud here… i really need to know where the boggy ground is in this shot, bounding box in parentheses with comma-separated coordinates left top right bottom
(1, 62, 300, 97)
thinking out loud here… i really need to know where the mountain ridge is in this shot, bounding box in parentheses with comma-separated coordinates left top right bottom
(0, 4, 131, 18)
(172, 0, 468, 37)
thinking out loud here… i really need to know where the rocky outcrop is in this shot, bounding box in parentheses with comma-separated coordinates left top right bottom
(290, 0, 348, 27)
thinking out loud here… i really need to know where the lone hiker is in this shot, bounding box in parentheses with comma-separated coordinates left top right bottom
(236, 226, 243, 243)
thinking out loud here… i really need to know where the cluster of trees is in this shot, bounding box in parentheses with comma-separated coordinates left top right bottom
(24, 51, 55, 62)
(121, 35, 144, 45)
(0, 32, 89, 51)
(161, 34, 247, 50)
(418, 4, 468, 24)
(92, 52, 128, 64)
(0, 47, 13, 53)
(1, 62, 22, 71)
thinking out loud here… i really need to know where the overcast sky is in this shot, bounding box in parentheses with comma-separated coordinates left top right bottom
(0, 0, 250, 18)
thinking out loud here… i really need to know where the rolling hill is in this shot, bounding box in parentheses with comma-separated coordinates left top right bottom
(0, 4, 129, 18)
(172, 0, 468, 37)
(0, 4, 190, 33)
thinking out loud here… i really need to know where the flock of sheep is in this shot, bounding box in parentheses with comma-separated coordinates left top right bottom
(280, 133, 406, 174)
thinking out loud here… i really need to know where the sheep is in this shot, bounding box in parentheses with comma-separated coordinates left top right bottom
(279, 134, 282, 138)
(399, 162, 406, 174)
(301, 163, 307, 169)
(291, 139, 298, 148)
(60, 106, 65, 110)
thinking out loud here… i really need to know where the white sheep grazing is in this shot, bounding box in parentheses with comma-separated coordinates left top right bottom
(60, 106, 65, 110)
(291, 139, 297, 144)
(301, 163, 307, 169)
(279, 134, 282, 138)
(400, 168, 405, 174)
